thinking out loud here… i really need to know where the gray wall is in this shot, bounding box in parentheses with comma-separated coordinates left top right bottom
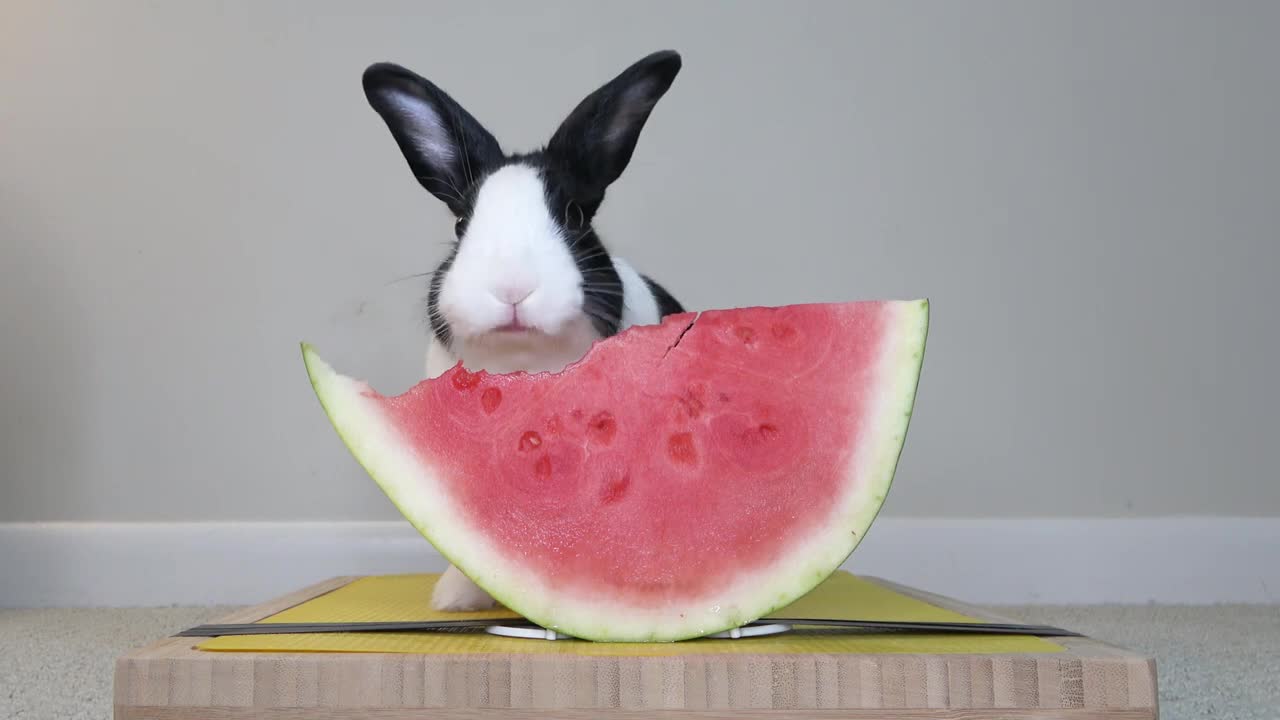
(2, 1, 1276, 522)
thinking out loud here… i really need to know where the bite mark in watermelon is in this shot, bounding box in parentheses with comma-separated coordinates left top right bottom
(302, 299, 929, 642)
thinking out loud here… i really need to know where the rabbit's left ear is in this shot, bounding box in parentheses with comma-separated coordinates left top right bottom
(547, 50, 682, 205)
(363, 63, 504, 214)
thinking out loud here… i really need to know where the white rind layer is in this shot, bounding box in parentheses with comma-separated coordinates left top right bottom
(301, 299, 929, 642)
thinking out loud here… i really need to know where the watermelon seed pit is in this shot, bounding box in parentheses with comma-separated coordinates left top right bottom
(678, 386, 706, 419)
(481, 388, 503, 414)
(600, 473, 631, 503)
(587, 411, 617, 445)
(667, 432, 698, 466)
(519, 431, 542, 452)
(534, 455, 552, 479)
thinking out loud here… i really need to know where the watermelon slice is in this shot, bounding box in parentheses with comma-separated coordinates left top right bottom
(302, 299, 929, 642)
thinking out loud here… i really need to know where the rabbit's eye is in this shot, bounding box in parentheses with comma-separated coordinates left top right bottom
(454, 217, 467, 237)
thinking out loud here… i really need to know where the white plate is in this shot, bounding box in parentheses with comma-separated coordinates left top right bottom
(484, 623, 793, 641)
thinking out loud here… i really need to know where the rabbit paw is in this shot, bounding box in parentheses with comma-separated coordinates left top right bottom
(431, 564, 498, 611)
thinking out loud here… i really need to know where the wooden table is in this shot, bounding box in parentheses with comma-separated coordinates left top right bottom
(114, 576, 1158, 718)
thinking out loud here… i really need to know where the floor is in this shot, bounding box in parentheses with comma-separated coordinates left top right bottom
(2, 604, 1276, 719)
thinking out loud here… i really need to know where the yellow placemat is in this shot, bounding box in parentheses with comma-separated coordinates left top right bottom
(197, 572, 1063, 656)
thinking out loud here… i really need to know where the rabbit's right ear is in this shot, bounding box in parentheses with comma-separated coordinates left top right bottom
(362, 63, 503, 214)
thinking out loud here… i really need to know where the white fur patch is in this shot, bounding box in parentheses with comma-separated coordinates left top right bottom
(431, 564, 498, 611)
(427, 256, 665, 379)
(383, 92, 455, 165)
(435, 164, 593, 368)
(424, 165, 667, 381)
(611, 257, 662, 329)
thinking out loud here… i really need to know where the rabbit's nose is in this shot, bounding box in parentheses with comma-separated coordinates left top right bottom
(494, 285, 534, 305)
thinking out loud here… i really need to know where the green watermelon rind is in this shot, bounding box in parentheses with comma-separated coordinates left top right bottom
(301, 298, 929, 642)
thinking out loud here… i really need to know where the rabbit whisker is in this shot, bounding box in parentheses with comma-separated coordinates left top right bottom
(565, 227, 595, 250)
(385, 270, 436, 287)
(445, 103, 476, 188)
(414, 175, 466, 205)
(419, 173, 466, 197)
(582, 306, 626, 328)
(573, 249, 614, 265)
(579, 276, 621, 284)
(583, 293, 630, 314)
(582, 285, 626, 297)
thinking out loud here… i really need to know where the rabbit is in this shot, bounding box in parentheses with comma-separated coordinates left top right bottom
(362, 50, 688, 611)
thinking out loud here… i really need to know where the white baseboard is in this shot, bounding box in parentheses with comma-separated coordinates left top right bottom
(1, 517, 1276, 607)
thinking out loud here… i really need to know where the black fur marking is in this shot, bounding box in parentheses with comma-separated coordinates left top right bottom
(363, 51, 684, 349)
(642, 274, 686, 318)
(425, 248, 456, 348)
(536, 159, 625, 337)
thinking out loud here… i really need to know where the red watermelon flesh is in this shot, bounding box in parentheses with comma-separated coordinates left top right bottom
(303, 299, 929, 642)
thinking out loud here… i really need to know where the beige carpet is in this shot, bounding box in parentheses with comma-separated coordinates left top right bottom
(2, 604, 1277, 719)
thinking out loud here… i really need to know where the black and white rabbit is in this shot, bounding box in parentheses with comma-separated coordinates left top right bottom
(362, 50, 687, 610)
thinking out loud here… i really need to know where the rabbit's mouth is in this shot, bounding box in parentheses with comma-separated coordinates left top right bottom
(494, 320, 533, 334)
(473, 324, 549, 344)
(451, 316, 602, 376)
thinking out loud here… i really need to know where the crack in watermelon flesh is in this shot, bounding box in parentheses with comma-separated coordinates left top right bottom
(302, 299, 929, 642)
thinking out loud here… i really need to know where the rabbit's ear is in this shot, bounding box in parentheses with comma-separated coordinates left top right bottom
(362, 63, 503, 213)
(547, 50, 682, 204)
